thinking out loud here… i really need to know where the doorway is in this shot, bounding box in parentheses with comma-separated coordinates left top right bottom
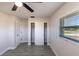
(44, 22, 47, 45)
(31, 23, 35, 45)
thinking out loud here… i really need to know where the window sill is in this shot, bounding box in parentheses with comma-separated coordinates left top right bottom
(60, 35, 79, 46)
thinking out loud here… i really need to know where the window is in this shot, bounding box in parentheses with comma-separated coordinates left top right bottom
(60, 11, 79, 42)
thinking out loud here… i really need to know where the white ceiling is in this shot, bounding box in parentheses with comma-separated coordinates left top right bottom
(0, 2, 64, 19)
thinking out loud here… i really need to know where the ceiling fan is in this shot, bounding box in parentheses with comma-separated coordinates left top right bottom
(12, 2, 34, 13)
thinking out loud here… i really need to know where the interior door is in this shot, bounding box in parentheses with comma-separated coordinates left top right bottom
(15, 21, 21, 47)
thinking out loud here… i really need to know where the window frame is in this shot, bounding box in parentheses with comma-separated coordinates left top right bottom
(60, 11, 79, 43)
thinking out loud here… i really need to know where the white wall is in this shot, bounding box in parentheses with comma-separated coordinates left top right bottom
(50, 2, 79, 56)
(0, 12, 16, 55)
(28, 18, 50, 45)
(0, 12, 28, 55)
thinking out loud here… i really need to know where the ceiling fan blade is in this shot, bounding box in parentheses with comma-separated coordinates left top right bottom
(23, 3, 34, 12)
(30, 2, 43, 3)
(12, 4, 18, 11)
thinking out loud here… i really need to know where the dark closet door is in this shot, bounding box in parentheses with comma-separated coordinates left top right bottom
(31, 23, 35, 45)
(44, 22, 47, 45)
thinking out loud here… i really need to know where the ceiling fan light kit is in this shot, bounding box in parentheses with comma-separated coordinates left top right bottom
(15, 2, 23, 7)
(12, 2, 34, 13)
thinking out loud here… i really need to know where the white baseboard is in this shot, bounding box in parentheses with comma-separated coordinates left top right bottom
(8, 47, 16, 50)
(49, 43, 58, 56)
(0, 48, 9, 55)
(28, 42, 31, 45)
(0, 46, 16, 55)
(47, 42, 50, 46)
